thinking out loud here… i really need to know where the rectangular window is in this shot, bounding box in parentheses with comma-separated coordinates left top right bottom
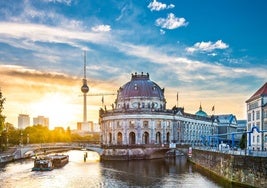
(117, 121, 121, 129)
(263, 121, 267, 130)
(264, 110, 267, 118)
(256, 122, 260, 129)
(249, 101, 259, 110)
(256, 111, 260, 120)
(143, 121, 148, 128)
(248, 123, 251, 131)
(130, 121, 135, 129)
(248, 113, 251, 121)
(157, 121, 161, 129)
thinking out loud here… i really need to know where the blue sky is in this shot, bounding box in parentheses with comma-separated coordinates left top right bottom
(0, 0, 266, 129)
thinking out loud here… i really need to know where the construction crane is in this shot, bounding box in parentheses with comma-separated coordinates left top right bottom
(86, 93, 117, 107)
(87, 93, 116, 96)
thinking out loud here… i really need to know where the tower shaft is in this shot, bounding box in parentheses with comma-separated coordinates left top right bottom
(81, 51, 89, 124)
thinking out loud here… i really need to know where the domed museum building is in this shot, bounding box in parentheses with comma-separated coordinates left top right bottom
(99, 73, 217, 159)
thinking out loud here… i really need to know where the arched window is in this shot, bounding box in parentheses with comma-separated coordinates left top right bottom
(129, 132, 136, 145)
(156, 132, 161, 144)
(117, 132, 122, 145)
(166, 132, 170, 144)
(142, 132, 149, 144)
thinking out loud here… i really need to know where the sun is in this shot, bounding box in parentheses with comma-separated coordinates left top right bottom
(30, 92, 79, 129)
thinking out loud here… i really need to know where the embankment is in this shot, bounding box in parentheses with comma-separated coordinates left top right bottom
(189, 149, 267, 188)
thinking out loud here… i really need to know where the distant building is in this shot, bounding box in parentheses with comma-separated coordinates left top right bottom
(18, 114, 30, 129)
(33, 116, 49, 128)
(77, 121, 93, 132)
(93, 123, 100, 132)
(237, 120, 247, 134)
(246, 82, 267, 151)
(216, 114, 238, 146)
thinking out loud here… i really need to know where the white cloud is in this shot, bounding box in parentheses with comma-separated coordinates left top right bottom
(160, 29, 165, 35)
(0, 22, 111, 52)
(148, 0, 175, 11)
(155, 13, 188, 29)
(42, 0, 72, 6)
(91, 25, 111, 32)
(186, 40, 229, 53)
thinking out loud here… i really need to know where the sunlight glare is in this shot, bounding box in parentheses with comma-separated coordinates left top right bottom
(30, 92, 79, 129)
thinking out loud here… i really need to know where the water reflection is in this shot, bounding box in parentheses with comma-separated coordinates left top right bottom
(0, 150, 222, 188)
(101, 157, 220, 188)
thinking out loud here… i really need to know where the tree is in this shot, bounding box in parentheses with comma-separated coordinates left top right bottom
(239, 133, 247, 149)
(0, 88, 6, 133)
(0, 89, 6, 151)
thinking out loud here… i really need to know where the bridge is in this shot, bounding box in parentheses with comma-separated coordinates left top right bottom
(1, 143, 190, 163)
(2, 143, 102, 161)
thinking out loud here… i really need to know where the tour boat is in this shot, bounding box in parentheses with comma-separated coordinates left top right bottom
(32, 154, 69, 171)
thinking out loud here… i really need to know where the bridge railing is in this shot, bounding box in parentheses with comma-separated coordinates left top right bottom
(101, 144, 170, 149)
(193, 146, 267, 157)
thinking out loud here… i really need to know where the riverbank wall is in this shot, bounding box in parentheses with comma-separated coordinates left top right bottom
(189, 149, 267, 188)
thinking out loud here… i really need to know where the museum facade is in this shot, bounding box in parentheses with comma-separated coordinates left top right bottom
(99, 72, 217, 147)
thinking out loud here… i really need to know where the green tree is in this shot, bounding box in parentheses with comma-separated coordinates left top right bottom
(0, 89, 6, 151)
(239, 133, 247, 149)
(0, 89, 6, 133)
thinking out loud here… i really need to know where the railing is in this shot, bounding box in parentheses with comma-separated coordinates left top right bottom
(193, 146, 267, 157)
(101, 144, 169, 149)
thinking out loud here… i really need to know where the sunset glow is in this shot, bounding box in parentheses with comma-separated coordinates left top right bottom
(0, 0, 266, 129)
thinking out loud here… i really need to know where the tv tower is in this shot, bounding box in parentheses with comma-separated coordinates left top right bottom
(81, 51, 89, 124)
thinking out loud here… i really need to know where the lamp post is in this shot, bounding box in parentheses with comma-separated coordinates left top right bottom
(5, 124, 8, 148)
(27, 134, 29, 145)
(20, 132, 23, 146)
(0, 133, 2, 151)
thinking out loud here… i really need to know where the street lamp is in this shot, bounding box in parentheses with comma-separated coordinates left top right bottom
(27, 134, 29, 144)
(20, 132, 23, 146)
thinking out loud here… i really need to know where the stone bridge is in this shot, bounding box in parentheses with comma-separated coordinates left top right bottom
(2, 143, 190, 162)
(99, 144, 190, 160)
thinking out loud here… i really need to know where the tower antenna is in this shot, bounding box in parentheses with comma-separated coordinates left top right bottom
(81, 50, 89, 123)
(84, 51, 86, 79)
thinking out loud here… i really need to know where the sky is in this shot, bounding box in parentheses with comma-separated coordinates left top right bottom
(0, 0, 266, 130)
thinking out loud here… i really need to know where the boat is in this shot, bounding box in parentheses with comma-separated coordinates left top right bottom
(32, 157, 53, 171)
(49, 154, 69, 168)
(32, 154, 69, 171)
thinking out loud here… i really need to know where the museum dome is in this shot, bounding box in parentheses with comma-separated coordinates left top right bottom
(115, 72, 166, 110)
(195, 105, 208, 117)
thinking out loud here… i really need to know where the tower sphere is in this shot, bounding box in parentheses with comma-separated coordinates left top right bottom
(81, 79, 89, 93)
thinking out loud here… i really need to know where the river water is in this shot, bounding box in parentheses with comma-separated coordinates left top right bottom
(0, 150, 223, 188)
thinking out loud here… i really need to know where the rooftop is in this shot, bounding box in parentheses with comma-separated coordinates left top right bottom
(246, 82, 267, 103)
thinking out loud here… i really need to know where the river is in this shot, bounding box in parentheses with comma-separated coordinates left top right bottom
(0, 150, 223, 188)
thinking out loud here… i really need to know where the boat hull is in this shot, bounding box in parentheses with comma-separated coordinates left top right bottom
(32, 154, 69, 171)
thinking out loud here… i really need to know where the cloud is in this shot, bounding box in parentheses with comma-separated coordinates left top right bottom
(155, 13, 188, 29)
(160, 29, 165, 35)
(148, 0, 175, 11)
(0, 22, 111, 51)
(41, 0, 72, 6)
(112, 41, 267, 83)
(186, 40, 229, 53)
(91, 25, 111, 32)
